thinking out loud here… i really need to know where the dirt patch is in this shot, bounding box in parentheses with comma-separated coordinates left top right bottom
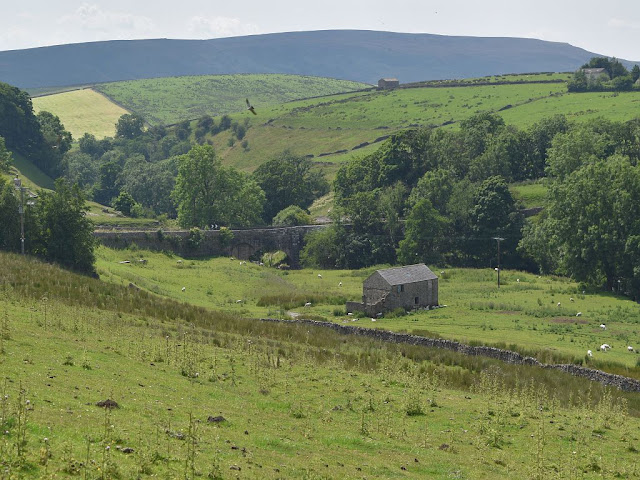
(96, 399, 120, 409)
(550, 317, 588, 324)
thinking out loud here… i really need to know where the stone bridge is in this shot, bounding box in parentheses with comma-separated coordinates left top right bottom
(94, 225, 327, 268)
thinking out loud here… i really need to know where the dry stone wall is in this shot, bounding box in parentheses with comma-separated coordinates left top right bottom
(260, 317, 640, 392)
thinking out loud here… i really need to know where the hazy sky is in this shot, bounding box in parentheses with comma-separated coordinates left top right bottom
(2, 0, 639, 60)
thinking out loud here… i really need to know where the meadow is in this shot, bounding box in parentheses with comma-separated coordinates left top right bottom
(93, 74, 370, 126)
(95, 246, 640, 376)
(32, 89, 130, 140)
(30, 73, 640, 183)
(1, 250, 640, 478)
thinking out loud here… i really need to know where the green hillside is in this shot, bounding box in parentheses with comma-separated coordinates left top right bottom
(94, 74, 371, 125)
(204, 76, 640, 174)
(2, 249, 640, 478)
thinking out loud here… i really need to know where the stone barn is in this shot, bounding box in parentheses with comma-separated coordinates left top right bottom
(378, 78, 399, 89)
(346, 264, 438, 316)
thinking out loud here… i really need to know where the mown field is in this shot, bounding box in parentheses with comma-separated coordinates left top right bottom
(94, 74, 370, 126)
(1, 250, 640, 478)
(32, 89, 130, 140)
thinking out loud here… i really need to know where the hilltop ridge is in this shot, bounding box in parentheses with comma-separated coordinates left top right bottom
(1, 29, 633, 88)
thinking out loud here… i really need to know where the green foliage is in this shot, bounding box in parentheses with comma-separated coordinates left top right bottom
(217, 226, 234, 249)
(0, 178, 20, 250)
(0, 82, 64, 177)
(523, 155, 640, 291)
(111, 191, 137, 217)
(29, 179, 96, 275)
(397, 199, 449, 265)
(272, 205, 312, 227)
(253, 151, 329, 223)
(115, 113, 145, 139)
(569, 57, 634, 92)
(185, 227, 204, 250)
(172, 144, 265, 228)
(261, 250, 288, 267)
(0, 136, 12, 173)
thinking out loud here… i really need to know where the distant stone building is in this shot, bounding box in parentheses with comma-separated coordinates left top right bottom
(346, 264, 438, 316)
(378, 78, 399, 89)
(581, 68, 608, 83)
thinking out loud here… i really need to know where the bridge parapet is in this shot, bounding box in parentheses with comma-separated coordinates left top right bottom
(94, 225, 327, 268)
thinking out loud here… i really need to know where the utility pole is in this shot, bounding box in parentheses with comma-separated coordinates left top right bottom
(492, 237, 505, 288)
(13, 175, 25, 254)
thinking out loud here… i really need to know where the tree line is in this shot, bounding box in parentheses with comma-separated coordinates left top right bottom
(302, 113, 640, 297)
(568, 56, 640, 92)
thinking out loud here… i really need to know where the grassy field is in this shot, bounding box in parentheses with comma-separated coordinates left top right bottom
(2, 250, 640, 478)
(31, 73, 640, 178)
(94, 74, 370, 126)
(510, 181, 548, 209)
(95, 246, 640, 375)
(32, 89, 130, 140)
(210, 82, 640, 174)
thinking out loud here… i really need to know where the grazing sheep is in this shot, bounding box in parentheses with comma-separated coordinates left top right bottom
(516, 278, 520, 282)
(371, 318, 376, 322)
(587, 350, 593, 357)
(557, 302, 561, 307)
(570, 297, 574, 302)
(177, 260, 183, 264)
(600, 324, 606, 330)
(347, 312, 353, 316)
(576, 312, 582, 317)
(628, 346, 634, 352)
(304, 302, 312, 307)
(600, 344, 610, 351)
(339, 282, 342, 286)
(317, 274, 322, 278)
(236, 299, 243, 304)
(181, 287, 186, 292)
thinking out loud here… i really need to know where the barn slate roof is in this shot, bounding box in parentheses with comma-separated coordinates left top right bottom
(375, 264, 438, 285)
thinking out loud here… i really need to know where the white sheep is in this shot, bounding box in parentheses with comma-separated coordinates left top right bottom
(347, 312, 353, 316)
(600, 324, 606, 330)
(371, 318, 376, 322)
(587, 350, 593, 357)
(304, 302, 312, 307)
(557, 302, 561, 307)
(516, 278, 520, 283)
(317, 274, 322, 278)
(600, 344, 610, 351)
(570, 297, 574, 302)
(576, 312, 582, 317)
(236, 299, 243, 304)
(338, 282, 342, 286)
(181, 286, 186, 292)
(628, 346, 634, 352)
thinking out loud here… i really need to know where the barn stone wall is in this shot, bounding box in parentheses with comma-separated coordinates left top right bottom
(260, 317, 640, 392)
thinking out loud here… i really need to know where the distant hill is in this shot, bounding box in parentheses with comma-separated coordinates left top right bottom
(1, 30, 635, 89)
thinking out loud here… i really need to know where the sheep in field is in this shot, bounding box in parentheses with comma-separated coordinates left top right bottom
(600, 324, 606, 330)
(587, 350, 593, 357)
(600, 344, 610, 351)
(628, 346, 634, 352)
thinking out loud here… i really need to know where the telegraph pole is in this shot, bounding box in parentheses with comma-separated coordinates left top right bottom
(492, 237, 505, 288)
(14, 175, 25, 254)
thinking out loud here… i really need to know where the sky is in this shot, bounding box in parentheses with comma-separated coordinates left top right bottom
(2, 0, 639, 60)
